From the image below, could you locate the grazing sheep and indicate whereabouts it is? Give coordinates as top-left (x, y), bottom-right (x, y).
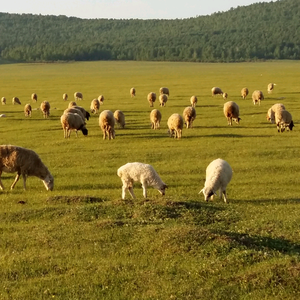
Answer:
top-left (63, 93), bottom-right (68, 101)
top-left (0, 114), bottom-right (6, 117)
top-left (0, 145), bottom-right (54, 191)
top-left (24, 104), bottom-right (32, 117)
top-left (64, 107), bottom-right (86, 123)
top-left (150, 109), bottom-right (162, 130)
top-left (68, 102), bottom-right (90, 120)
top-left (159, 87), bottom-right (169, 96)
top-left (223, 101), bottom-right (241, 126)
top-left (159, 94), bottom-right (168, 107)
top-left (74, 92), bottom-right (83, 101)
top-left (190, 96), bottom-right (197, 108)
top-left (130, 87), bottom-right (136, 97)
top-left (275, 110), bottom-right (294, 132)
top-left (268, 83), bottom-right (276, 94)
top-left (40, 101), bottom-right (50, 118)
top-left (98, 95), bottom-right (104, 104)
top-left (1, 97), bottom-right (6, 105)
top-left (199, 158), bottom-right (232, 203)
top-left (222, 92), bottom-right (228, 100)
top-left (252, 90), bottom-right (264, 105)
top-left (99, 110), bottom-right (115, 140)
top-left (68, 101), bottom-right (77, 108)
top-left (12, 97), bottom-right (21, 105)
top-left (61, 112), bottom-right (88, 138)
top-left (211, 87), bottom-right (223, 97)
top-left (117, 162), bottom-right (167, 199)
top-left (31, 93), bottom-right (38, 102)
top-left (241, 87), bottom-right (249, 99)
top-left (266, 103), bottom-right (285, 124)
top-left (167, 113), bottom-right (183, 139)
top-left (90, 98), bottom-right (100, 114)
top-left (114, 110), bottom-right (125, 129)
top-left (183, 106), bottom-right (196, 129)
top-left (147, 92), bottom-right (156, 107)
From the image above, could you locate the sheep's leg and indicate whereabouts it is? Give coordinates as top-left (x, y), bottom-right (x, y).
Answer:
top-left (128, 186), bottom-right (135, 199)
top-left (222, 190), bottom-right (228, 203)
top-left (141, 183), bottom-right (147, 198)
top-left (10, 172), bottom-right (21, 190)
top-left (0, 172), bottom-right (4, 190)
top-left (22, 174), bottom-right (27, 190)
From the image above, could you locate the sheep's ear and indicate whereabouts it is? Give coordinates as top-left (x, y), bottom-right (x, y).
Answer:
top-left (199, 189), bottom-right (204, 194)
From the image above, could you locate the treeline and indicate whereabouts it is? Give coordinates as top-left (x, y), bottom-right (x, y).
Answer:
top-left (0, 0), bottom-right (300, 63)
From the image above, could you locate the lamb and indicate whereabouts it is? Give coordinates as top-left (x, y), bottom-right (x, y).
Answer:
top-left (1, 97), bottom-right (6, 105)
top-left (150, 109), bottom-right (161, 130)
top-left (90, 98), bottom-right (100, 114)
top-left (274, 109), bottom-right (294, 132)
top-left (266, 103), bottom-right (285, 124)
top-left (167, 113), bottom-right (183, 139)
top-left (241, 87), bottom-right (249, 99)
top-left (130, 87), bottom-right (136, 97)
top-left (40, 101), bottom-right (50, 118)
top-left (159, 94), bottom-right (168, 107)
top-left (159, 87), bottom-right (169, 96)
top-left (183, 106), bottom-right (196, 129)
top-left (190, 95), bottom-right (197, 108)
top-left (64, 107), bottom-right (86, 123)
top-left (24, 104), bottom-right (32, 117)
top-left (147, 92), bottom-right (156, 107)
top-left (211, 87), bottom-right (223, 97)
top-left (252, 90), bottom-right (264, 105)
top-left (114, 110), bottom-right (125, 128)
top-left (223, 101), bottom-right (241, 126)
top-left (0, 145), bottom-right (54, 191)
top-left (74, 92), bottom-right (83, 101)
top-left (99, 110), bottom-right (115, 140)
top-left (268, 83), bottom-right (276, 94)
top-left (60, 112), bottom-right (88, 138)
top-left (199, 158), bottom-right (232, 203)
top-left (31, 93), bottom-right (38, 102)
top-left (117, 162), bottom-right (167, 199)
top-left (12, 97), bottom-right (21, 105)
top-left (98, 95), bottom-right (104, 104)
top-left (63, 93), bottom-right (68, 101)
top-left (222, 92), bottom-right (228, 100)
top-left (68, 102), bottom-right (90, 120)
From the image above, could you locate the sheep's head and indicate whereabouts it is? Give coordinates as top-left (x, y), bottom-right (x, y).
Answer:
top-left (43, 174), bottom-right (54, 191)
top-left (199, 187), bottom-right (216, 201)
top-left (289, 121), bottom-right (295, 131)
top-left (82, 128), bottom-right (88, 136)
top-left (158, 184), bottom-right (168, 196)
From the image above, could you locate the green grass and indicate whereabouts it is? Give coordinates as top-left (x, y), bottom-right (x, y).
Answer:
top-left (1, 60), bottom-right (300, 299)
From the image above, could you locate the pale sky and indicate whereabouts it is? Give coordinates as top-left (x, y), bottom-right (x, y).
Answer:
top-left (1, 0), bottom-right (275, 19)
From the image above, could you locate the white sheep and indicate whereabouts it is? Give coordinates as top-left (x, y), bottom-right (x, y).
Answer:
top-left (222, 92), bottom-right (228, 100)
top-left (40, 101), bottom-right (50, 118)
top-left (211, 87), bottom-right (223, 97)
top-left (63, 93), bottom-right (68, 101)
top-left (1, 97), bottom-right (6, 105)
top-left (241, 87), bottom-right (249, 99)
top-left (268, 83), bottom-right (276, 94)
top-left (99, 110), bottom-right (115, 140)
top-left (252, 90), bottom-right (264, 105)
top-left (150, 109), bottom-right (161, 130)
top-left (31, 93), bottom-right (38, 102)
top-left (275, 109), bottom-right (294, 132)
top-left (24, 104), bottom-right (32, 117)
top-left (130, 87), bottom-right (136, 97)
top-left (114, 110), bottom-right (125, 129)
top-left (68, 103), bottom-right (90, 120)
top-left (64, 107), bottom-right (86, 123)
top-left (266, 103), bottom-right (285, 124)
top-left (183, 106), bottom-right (196, 129)
top-left (147, 92), bottom-right (156, 107)
top-left (159, 87), bottom-right (169, 96)
top-left (12, 97), bottom-right (21, 105)
top-left (74, 92), bottom-right (83, 101)
top-left (190, 95), bottom-right (198, 108)
top-left (159, 94), bottom-right (168, 107)
top-left (90, 98), bottom-right (100, 114)
top-left (0, 145), bottom-right (54, 191)
top-left (223, 101), bottom-right (241, 126)
top-left (98, 95), bottom-right (104, 104)
top-left (199, 158), bottom-right (232, 203)
top-left (117, 162), bottom-right (167, 199)
top-left (167, 113), bottom-right (183, 139)
top-left (60, 112), bottom-right (88, 138)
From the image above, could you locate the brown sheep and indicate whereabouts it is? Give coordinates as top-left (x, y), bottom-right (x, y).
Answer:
top-left (223, 101), bottom-right (241, 126)
top-left (61, 112), bottom-right (88, 138)
top-left (241, 87), bottom-right (249, 99)
top-left (114, 110), bottom-right (125, 128)
top-left (160, 87), bottom-right (169, 96)
top-left (159, 94), bottom-right (168, 107)
top-left (74, 92), bottom-right (83, 101)
top-left (24, 104), bottom-right (32, 117)
top-left (252, 90), bottom-right (264, 105)
top-left (12, 97), bottom-right (21, 105)
top-left (167, 113), bottom-right (183, 139)
top-left (147, 92), bottom-right (156, 107)
top-left (183, 107), bottom-right (196, 129)
top-left (40, 101), bottom-right (50, 118)
top-left (150, 109), bottom-right (162, 130)
top-left (99, 110), bottom-right (115, 140)
top-left (31, 93), bottom-right (38, 102)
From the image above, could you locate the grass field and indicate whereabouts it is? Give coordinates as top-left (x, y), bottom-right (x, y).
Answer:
top-left (1, 60), bottom-right (300, 299)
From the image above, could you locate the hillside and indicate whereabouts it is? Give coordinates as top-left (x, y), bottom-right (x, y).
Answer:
top-left (0, 0), bottom-right (299, 63)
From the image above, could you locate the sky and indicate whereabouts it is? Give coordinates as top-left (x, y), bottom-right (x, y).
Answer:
top-left (1, 0), bottom-right (275, 20)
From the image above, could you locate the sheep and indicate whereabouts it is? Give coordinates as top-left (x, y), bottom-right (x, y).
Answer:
top-left (130, 87), bottom-right (136, 97)
top-left (268, 83), bottom-right (276, 94)
top-left (167, 113), bottom-right (183, 139)
top-left (159, 87), bottom-right (169, 96)
top-left (190, 95), bottom-right (198, 108)
top-left (241, 87), bottom-right (249, 99)
top-left (68, 101), bottom-right (77, 108)
top-left (114, 110), bottom-right (125, 128)
top-left (68, 102), bottom-right (90, 120)
top-left (211, 87), bottom-right (223, 97)
top-left (60, 112), bottom-right (88, 138)
top-left (275, 109), bottom-right (294, 132)
top-left (117, 162), bottom-right (167, 199)
top-left (12, 97), bottom-right (21, 105)
top-left (1, 97), bottom-right (6, 105)
top-left (63, 93), bottom-right (68, 101)
top-left (266, 103), bottom-right (285, 124)
top-left (150, 109), bottom-right (161, 130)
top-left (98, 95), bottom-right (104, 104)
top-left (31, 93), bottom-right (38, 102)
top-left (99, 110), bottom-right (115, 140)
top-left (199, 158), bottom-right (232, 203)
top-left (147, 92), bottom-right (156, 107)
top-left (183, 106), bottom-right (196, 129)
top-left (252, 90), bottom-right (264, 105)
top-left (222, 92), bottom-right (228, 100)
top-left (0, 145), bottom-right (54, 191)
top-left (90, 98), bottom-right (100, 114)
top-left (64, 107), bottom-right (86, 123)
top-left (40, 101), bottom-right (50, 118)
top-left (74, 92), bottom-right (83, 101)
top-left (24, 104), bottom-right (32, 117)
top-left (223, 101), bottom-right (241, 126)
top-left (159, 94), bottom-right (168, 107)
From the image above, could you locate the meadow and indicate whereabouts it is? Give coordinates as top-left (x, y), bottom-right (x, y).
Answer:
top-left (0, 60), bottom-right (300, 299)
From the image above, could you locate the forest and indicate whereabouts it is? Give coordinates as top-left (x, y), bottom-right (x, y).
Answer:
top-left (0, 0), bottom-right (299, 63)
